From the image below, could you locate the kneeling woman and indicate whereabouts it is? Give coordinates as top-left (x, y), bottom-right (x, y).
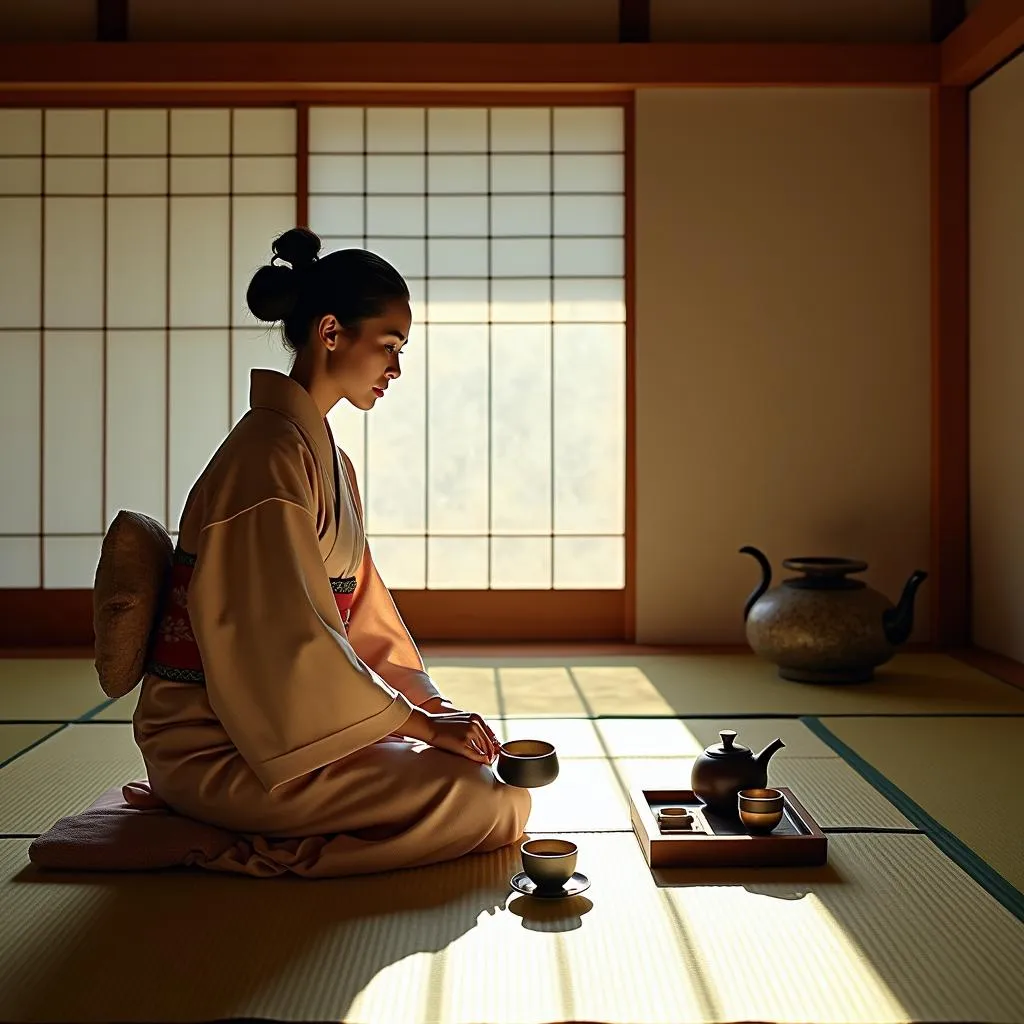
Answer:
top-left (134, 228), bottom-right (530, 874)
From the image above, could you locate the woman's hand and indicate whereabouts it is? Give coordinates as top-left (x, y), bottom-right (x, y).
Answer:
top-left (406, 708), bottom-right (499, 764)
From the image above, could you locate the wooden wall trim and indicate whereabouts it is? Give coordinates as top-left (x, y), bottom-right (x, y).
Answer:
top-left (951, 647), bottom-right (1024, 692)
top-left (931, 0), bottom-right (967, 43)
top-left (0, 590), bottom-right (628, 648)
top-left (930, 85), bottom-right (970, 648)
top-left (942, 0), bottom-right (1024, 85)
top-left (0, 43), bottom-right (939, 91)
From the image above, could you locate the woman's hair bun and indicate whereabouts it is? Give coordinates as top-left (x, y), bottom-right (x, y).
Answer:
top-left (245, 227), bottom-right (323, 322)
top-left (272, 226), bottom-right (322, 270)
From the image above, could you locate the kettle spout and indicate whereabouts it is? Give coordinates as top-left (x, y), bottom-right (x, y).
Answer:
top-left (882, 570), bottom-right (929, 646)
top-left (754, 737), bottom-right (785, 771)
top-left (739, 546), bottom-right (772, 622)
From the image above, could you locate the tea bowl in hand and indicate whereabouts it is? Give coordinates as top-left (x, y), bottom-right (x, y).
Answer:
top-left (495, 739), bottom-right (559, 788)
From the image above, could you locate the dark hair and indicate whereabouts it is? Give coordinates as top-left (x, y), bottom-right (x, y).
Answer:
top-left (245, 227), bottom-right (409, 351)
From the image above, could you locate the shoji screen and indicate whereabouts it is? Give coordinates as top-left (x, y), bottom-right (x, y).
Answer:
top-left (0, 107), bottom-right (296, 588)
top-left (310, 107), bottom-right (626, 591)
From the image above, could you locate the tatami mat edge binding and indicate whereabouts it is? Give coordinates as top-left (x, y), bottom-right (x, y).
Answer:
top-left (803, 716), bottom-right (1024, 924)
top-left (0, 724), bottom-right (67, 772)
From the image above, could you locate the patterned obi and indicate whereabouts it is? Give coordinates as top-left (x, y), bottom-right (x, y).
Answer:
top-left (147, 545), bottom-right (357, 685)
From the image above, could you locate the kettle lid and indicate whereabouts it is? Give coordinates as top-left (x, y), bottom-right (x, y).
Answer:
top-left (706, 729), bottom-right (751, 758)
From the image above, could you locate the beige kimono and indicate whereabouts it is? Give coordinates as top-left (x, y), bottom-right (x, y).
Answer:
top-left (133, 368), bottom-right (529, 874)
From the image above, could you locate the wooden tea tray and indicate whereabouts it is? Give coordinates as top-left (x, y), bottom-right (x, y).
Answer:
top-left (629, 786), bottom-right (828, 868)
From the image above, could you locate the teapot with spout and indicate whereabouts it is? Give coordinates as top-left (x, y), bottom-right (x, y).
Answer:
top-left (740, 546), bottom-right (928, 685)
top-left (691, 729), bottom-right (785, 813)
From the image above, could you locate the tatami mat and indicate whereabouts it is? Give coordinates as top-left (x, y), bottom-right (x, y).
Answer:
top-left (0, 721), bottom-right (909, 837)
top-left (4, 653), bottom-right (1023, 724)
top-left (0, 725), bottom-right (143, 835)
top-left (429, 653), bottom-right (1024, 717)
top-left (0, 725), bottom-right (62, 767)
top-left (820, 715), bottom-right (1024, 894)
top-left (2, 832), bottom-right (1023, 1023)
top-left (0, 660), bottom-right (105, 722)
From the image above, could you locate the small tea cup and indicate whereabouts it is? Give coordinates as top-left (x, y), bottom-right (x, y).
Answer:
top-left (738, 788), bottom-right (785, 832)
top-left (496, 739), bottom-right (559, 788)
top-left (521, 838), bottom-right (577, 892)
top-left (657, 806), bottom-right (694, 827)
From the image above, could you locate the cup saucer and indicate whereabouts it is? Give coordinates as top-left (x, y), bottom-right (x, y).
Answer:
top-left (510, 871), bottom-right (591, 899)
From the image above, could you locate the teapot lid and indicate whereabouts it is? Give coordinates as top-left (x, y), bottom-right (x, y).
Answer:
top-left (706, 730), bottom-right (752, 758)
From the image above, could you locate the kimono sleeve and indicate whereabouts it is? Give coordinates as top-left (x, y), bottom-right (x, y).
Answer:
top-left (188, 496), bottom-right (415, 792)
top-left (346, 543), bottom-right (442, 707)
top-left (339, 449), bottom-right (443, 707)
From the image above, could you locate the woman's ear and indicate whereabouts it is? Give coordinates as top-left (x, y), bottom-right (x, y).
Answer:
top-left (317, 314), bottom-right (341, 351)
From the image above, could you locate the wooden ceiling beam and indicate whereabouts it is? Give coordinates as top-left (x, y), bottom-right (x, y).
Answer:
top-left (942, 0), bottom-right (1024, 85)
top-left (0, 42), bottom-right (938, 93)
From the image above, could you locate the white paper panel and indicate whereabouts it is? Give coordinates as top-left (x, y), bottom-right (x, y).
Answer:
top-left (553, 323), bottom-right (624, 533)
top-left (233, 109), bottom-right (295, 155)
top-left (426, 279), bottom-right (488, 323)
top-left (43, 331), bottom-right (102, 532)
top-left (427, 108), bottom-right (486, 152)
top-left (427, 325), bottom-right (488, 533)
top-left (0, 332), bottom-right (40, 532)
top-left (554, 154), bottom-right (623, 193)
top-left (555, 194), bottom-right (623, 235)
top-left (364, 238), bottom-right (425, 278)
top-left (366, 196), bottom-right (424, 235)
top-left (367, 155), bottom-right (424, 193)
top-left (107, 198), bottom-right (167, 327)
top-left (309, 196), bottom-right (363, 237)
top-left (0, 110), bottom-right (41, 155)
top-left (0, 158), bottom-right (41, 194)
top-left (427, 196), bottom-right (487, 236)
top-left (554, 236), bottom-right (623, 276)
top-left (44, 198), bottom-right (103, 328)
top-left (366, 109), bottom-right (424, 153)
top-left (427, 536), bottom-right (488, 589)
top-left (170, 109), bottom-right (229, 155)
top-left (232, 196), bottom-right (296, 326)
top-left (230, 328), bottom-right (293, 425)
top-left (492, 238), bottom-right (550, 277)
top-left (44, 110), bottom-right (103, 155)
top-left (322, 237), bottom-right (366, 257)
top-left (308, 155), bottom-right (363, 194)
top-left (170, 197), bottom-right (229, 327)
top-left (0, 199), bottom-right (41, 327)
top-left (108, 157), bottom-right (167, 194)
top-left (107, 110), bottom-right (167, 155)
top-left (367, 536), bottom-right (424, 590)
top-left (365, 335), bottom-right (425, 534)
top-left (491, 324), bottom-right (551, 534)
top-left (44, 158), bottom-right (104, 194)
top-left (553, 108), bottom-right (623, 152)
top-left (491, 109), bottom-right (549, 152)
top-left (105, 331), bottom-right (166, 525)
top-left (428, 239), bottom-right (487, 277)
top-left (169, 330), bottom-right (229, 527)
top-left (171, 156), bottom-right (229, 194)
top-left (309, 108), bottom-right (364, 153)
top-left (553, 277), bottom-right (625, 321)
top-left (43, 535), bottom-right (103, 588)
top-left (492, 195), bottom-right (550, 236)
top-left (0, 538), bottom-right (39, 588)
top-left (554, 535), bottom-right (623, 589)
top-left (491, 537), bottom-right (552, 589)
top-left (426, 155), bottom-right (487, 193)
top-left (326, 401), bottom-right (366, 497)
top-left (491, 155), bottom-right (550, 193)
top-left (232, 156), bottom-right (295, 194)
top-left (490, 278), bottom-right (550, 322)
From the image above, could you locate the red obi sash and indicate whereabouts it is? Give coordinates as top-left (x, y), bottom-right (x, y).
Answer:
top-left (147, 546), bottom-right (357, 685)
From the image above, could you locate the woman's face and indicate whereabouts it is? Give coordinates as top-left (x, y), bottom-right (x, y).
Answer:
top-left (322, 298), bottom-right (412, 412)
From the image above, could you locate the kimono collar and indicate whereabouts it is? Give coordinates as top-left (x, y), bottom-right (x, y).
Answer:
top-left (248, 369), bottom-right (336, 474)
